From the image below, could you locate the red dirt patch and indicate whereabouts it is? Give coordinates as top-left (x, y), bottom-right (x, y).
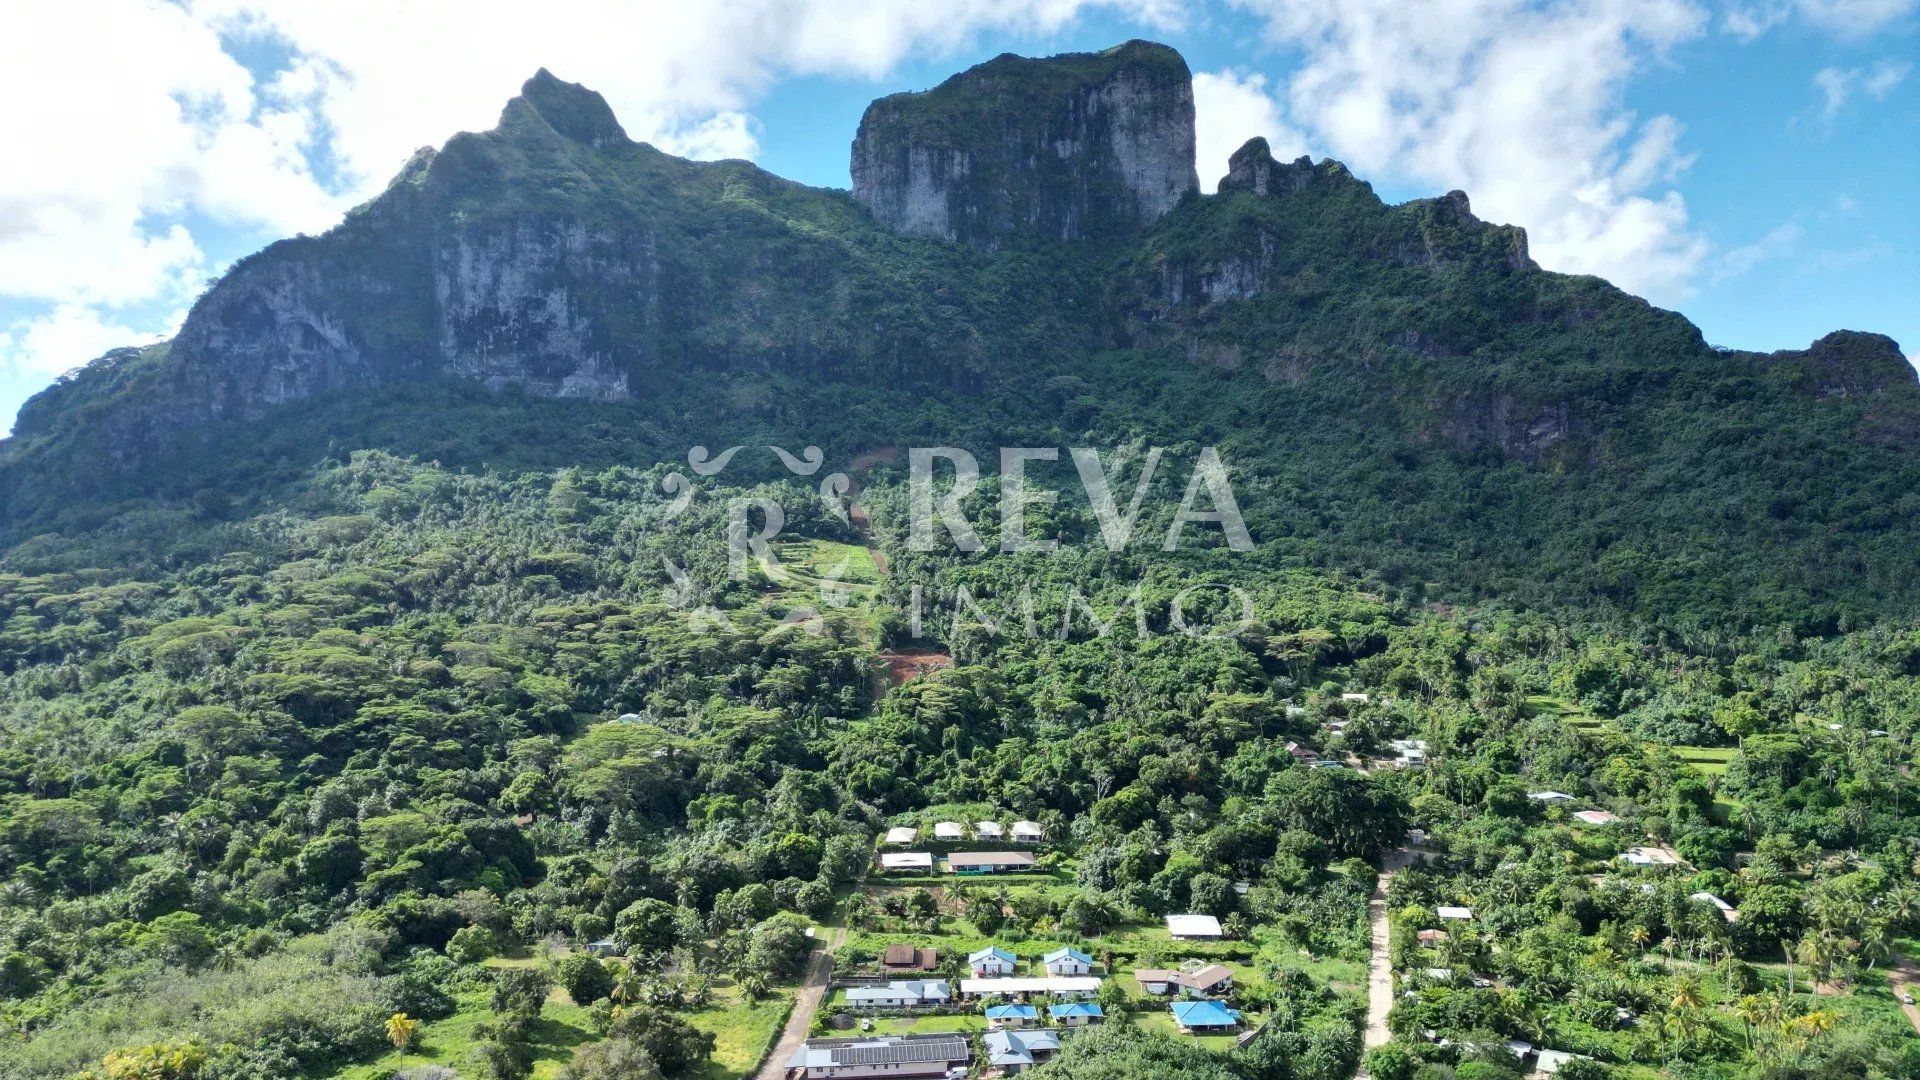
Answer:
top-left (878, 650), bottom-right (953, 685)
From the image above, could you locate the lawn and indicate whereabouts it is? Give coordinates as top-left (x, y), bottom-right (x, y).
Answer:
top-left (1135, 1010), bottom-right (1246, 1052)
top-left (329, 989), bottom-right (597, 1080)
top-left (686, 989), bottom-right (794, 1079)
top-left (331, 970), bottom-right (787, 1080)
top-left (875, 1013), bottom-right (988, 1035)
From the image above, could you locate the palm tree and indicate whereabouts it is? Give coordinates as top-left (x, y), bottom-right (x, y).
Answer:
top-left (1669, 974), bottom-right (1706, 1014)
top-left (1733, 993), bottom-right (1767, 1052)
top-left (1629, 925), bottom-right (1652, 953)
top-left (385, 1012), bottom-right (419, 1051)
top-left (609, 959), bottom-right (646, 1005)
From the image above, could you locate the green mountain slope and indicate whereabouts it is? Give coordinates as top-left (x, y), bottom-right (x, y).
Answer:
top-left (1, 41), bottom-right (1918, 1080)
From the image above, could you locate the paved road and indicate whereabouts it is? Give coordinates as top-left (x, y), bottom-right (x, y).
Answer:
top-left (1358, 848), bottom-right (1416, 1075)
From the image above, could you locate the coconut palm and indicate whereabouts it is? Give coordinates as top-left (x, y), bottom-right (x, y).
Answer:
top-left (385, 1012), bottom-right (419, 1051)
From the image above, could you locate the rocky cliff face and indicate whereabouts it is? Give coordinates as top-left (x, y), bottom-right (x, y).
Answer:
top-left (850, 40), bottom-right (1198, 246)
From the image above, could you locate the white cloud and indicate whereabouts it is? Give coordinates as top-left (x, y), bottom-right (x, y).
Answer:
top-left (1813, 60), bottom-right (1912, 123)
top-left (1713, 221), bottom-right (1804, 281)
top-left (0, 1), bottom-right (344, 311)
top-left (1192, 70), bottom-right (1310, 191)
top-left (0, 304), bottom-right (176, 380)
top-left (1725, 0), bottom-right (1919, 38)
top-left (195, 0), bottom-right (1185, 197)
top-left (1230, 0), bottom-right (1714, 301)
top-left (0, 0), bottom-right (1182, 404)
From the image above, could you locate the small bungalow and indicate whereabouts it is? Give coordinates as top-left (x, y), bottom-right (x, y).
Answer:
top-left (1690, 891), bottom-right (1739, 923)
top-left (1572, 810), bottom-right (1619, 826)
top-left (785, 1034), bottom-right (969, 1079)
top-left (1534, 1048), bottom-right (1592, 1075)
top-left (883, 826), bottom-right (919, 846)
top-left (983, 1029), bottom-right (1061, 1073)
top-left (1177, 963), bottom-right (1235, 997)
top-left (845, 980), bottom-right (952, 1009)
top-left (1620, 846), bottom-right (1680, 867)
top-left (1043, 947), bottom-right (1094, 976)
top-left (1011, 820), bottom-right (1046, 844)
top-left (1437, 905), bottom-right (1474, 921)
top-left (1528, 791), bottom-right (1575, 803)
top-left (1134, 968), bottom-right (1177, 995)
top-left (1166, 913), bottom-right (1223, 939)
top-left (974, 820), bottom-right (1005, 840)
top-left (1390, 739), bottom-right (1428, 767)
top-left (1416, 929), bottom-right (1450, 944)
top-left (968, 946), bottom-right (1018, 977)
top-left (933, 821), bottom-right (964, 841)
top-left (880, 852), bottom-right (933, 873)
top-left (1285, 741), bottom-right (1320, 761)
top-left (948, 850), bottom-right (1037, 874)
top-left (1050, 1002), bottom-right (1103, 1027)
top-left (1171, 999), bottom-right (1242, 1034)
top-left (1341, 692), bottom-right (1371, 703)
top-left (584, 938), bottom-right (622, 957)
top-left (985, 1004), bottom-right (1038, 1028)
top-left (883, 944), bottom-right (940, 972)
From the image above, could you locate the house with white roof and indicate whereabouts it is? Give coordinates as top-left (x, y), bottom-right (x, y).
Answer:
top-left (1528, 791), bottom-right (1574, 803)
top-left (1572, 810), bottom-right (1619, 826)
top-left (1390, 738), bottom-right (1428, 767)
top-left (1691, 891), bottom-right (1739, 923)
top-left (880, 852), bottom-right (933, 872)
top-left (1011, 820), bottom-right (1046, 844)
top-left (1620, 846), bottom-right (1680, 867)
top-left (933, 821), bottom-right (964, 841)
top-left (845, 980), bottom-right (952, 1009)
top-left (1437, 905), bottom-right (1474, 921)
top-left (1166, 913), bottom-right (1223, 939)
top-left (883, 826), bottom-right (919, 846)
top-left (958, 976), bottom-right (1099, 999)
top-left (1042, 946), bottom-right (1093, 976)
top-left (968, 946), bottom-right (1018, 976)
top-left (974, 820), bottom-right (1005, 840)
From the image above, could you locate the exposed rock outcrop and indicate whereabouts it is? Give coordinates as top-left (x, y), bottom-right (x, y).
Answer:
top-left (850, 40), bottom-right (1198, 246)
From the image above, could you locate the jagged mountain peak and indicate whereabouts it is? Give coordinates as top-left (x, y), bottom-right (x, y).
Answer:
top-left (501, 67), bottom-right (629, 148)
top-left (851, 39), bottom-right (1199, 246)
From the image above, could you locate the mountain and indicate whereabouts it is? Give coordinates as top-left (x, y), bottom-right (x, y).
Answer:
top-left (1, 39), bottom-right (1915, 628)
top-left (6, 41), bottom-right (1920, 1080)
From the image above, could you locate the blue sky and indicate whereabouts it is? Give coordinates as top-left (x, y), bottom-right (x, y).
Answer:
top-left (2, 0), bottom-right (1915, 436)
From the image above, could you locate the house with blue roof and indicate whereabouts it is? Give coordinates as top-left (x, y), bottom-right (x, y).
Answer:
top-left (985, 1003), bottom-right (1038, 1028)
top-left (984, 1028), bottom-right (1062, 1073)
top-left (1049, 1002), bottom-right (1104, 1027)
top-left (1042, 946), bottom-right (1093, 976)
top-left (968, 945), bottom-right (1018, 976)
top-left (1171, 999), bottom-right (1242, 1033)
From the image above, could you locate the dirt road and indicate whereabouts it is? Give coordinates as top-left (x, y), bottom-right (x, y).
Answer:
top-left (1890, 959), bottom-right (1920, 1037)
top-left (1358, 848), bottom-right (1415, 1075)
top-left (754, 915), bottom-right (853, 1080)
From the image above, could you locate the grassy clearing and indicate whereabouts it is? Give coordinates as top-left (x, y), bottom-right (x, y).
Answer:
top-left (687, 989), bottom-right (794, 1079)
top-left (330, 990), bottom-right (597, 1080)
